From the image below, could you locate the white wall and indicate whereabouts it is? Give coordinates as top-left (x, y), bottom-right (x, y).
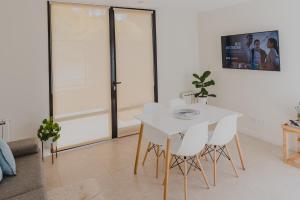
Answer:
top-left (0, 0), bottom-right (198, 141)
top-left (0, 0), bottom-right (49, 141)
top-left (198, 0), bottom-right (300, 145)
top-left (156, 6), bottom-right (199, 104)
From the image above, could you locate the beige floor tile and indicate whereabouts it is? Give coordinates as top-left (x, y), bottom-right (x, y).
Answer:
top-left (44, 134), bottom-right (300, 200)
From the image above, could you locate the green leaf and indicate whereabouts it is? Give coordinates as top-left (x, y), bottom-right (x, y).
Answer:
top-left (207, 94), bottom-right (216, 97)
top-left (201, 87), bottom-right (208, 93)
top-left (199, 71), bottom-right (211, 82)
top-left (53, 134), bottom-right (61, 142)
top-left (193, 70), bottom-right (216, 98)
top-left (37, 118), bottom-right (61, 142)
top-left (37, 132), bottom-right (42, 139)
top-left (194, 92), bottom-right (200, 97)
top-left (193, 73), bottom-right (201, 80)
top-left (195, 84), bottom-right (202, 88)
top-left (192, 81), bottom-right (200, 85)
top-left (203, 80), bottom-right (215, 87)
top-left (200, 88), bottom-right (208, 97)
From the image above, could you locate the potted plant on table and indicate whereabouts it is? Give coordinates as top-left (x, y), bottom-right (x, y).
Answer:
top-left (192, 71), bottom-right (216, 104)
top-left (37, 118), bottom-right (61, 161)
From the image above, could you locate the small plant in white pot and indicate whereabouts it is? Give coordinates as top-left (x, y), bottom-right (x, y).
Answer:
top-left (192, 71), bottom-right (216, 104)
top-left (37, 118), bottom-right (61, 148)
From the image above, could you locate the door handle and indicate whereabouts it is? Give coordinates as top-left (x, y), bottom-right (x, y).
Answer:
top-left (112, 81), bottom-right (122, 91)
top-left (113, 81), bottom-right (122, 85)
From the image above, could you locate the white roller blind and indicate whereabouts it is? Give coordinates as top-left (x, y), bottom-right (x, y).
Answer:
top-left (51, 3), bottom-right (111, 118)
top-left (114, 8), bottom-right (154, 110)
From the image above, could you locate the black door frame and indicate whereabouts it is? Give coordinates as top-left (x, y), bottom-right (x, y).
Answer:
top-left (109, 7), bottom-right (158, 138)
top-left (47, 1), bottom-right (53, 117)
top-left (47, 2), bottom-right (158, 139)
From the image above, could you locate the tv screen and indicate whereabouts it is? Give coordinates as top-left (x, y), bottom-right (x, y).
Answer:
top-left (221, 30), bottom-right (280, 71)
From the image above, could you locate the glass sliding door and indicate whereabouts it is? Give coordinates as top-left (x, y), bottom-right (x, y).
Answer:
top-left (49, 3), bottom-right (158, 147)
top-left (113, 8), bottom-right (156, 137)
top-left (50, 2), bottom-right (111, 149)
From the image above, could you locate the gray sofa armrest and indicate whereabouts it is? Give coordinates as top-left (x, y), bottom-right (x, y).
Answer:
top-left (8, 138), bottom-right (40, 158)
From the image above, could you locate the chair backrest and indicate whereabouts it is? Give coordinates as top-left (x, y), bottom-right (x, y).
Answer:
top-left (169, 98), bottom-right (187, 110)
top-left (142, 103), bottom-right (165, 145)
top-left (175, 121), bottom-right (209, 156)
top-left (208, 114), bottom-right (238, 146)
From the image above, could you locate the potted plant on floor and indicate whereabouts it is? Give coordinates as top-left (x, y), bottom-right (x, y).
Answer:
top-left (192, 71), bottom-right (216, 104)
top-left (37, 117), bottom-right (61, 161)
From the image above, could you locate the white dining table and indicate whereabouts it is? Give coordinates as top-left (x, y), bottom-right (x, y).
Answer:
top-left (134, 103), bottom-right (245, 200)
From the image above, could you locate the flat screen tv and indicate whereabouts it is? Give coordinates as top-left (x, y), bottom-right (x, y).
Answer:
top-left (221, 30), bottom-right (280, 71)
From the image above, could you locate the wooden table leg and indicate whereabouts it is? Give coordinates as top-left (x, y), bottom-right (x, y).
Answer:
top-left (134, 123), bottom-right (144, 175)
top-left (283, 129), bottom-right (288, 162)
top-left (164, 138), bottom-right (171, 200)
top-left (156, 145), bottom-right (160, 179)
top-left (235, 133), bottom-right (246, 170)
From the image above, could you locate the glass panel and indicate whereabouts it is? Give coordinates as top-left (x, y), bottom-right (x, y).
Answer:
top-left (114, 9), bottom-right (155, 137)
top-left (51, 3), bottom-right (111, 148)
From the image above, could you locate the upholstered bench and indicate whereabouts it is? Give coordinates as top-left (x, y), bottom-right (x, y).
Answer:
top-left (0, 138), bottom-right (46, 200)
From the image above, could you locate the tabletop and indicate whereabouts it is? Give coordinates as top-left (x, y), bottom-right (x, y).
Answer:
top-left (135, 103), bottom-right (241, 136)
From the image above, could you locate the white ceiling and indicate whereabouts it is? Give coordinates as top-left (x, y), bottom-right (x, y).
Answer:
top-left (56, 0), bottom-right (252, 11)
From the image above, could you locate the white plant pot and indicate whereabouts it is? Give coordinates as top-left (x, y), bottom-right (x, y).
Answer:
top-left (197, 97), bottom-right (208, 105)
top-left (43, 138), bottom-right (57, 149)
top-left (43, 140), bottom-right (51, 149)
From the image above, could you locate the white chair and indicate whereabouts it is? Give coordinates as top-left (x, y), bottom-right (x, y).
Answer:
top-left (203, 114), bottom-right (239, 186)
top-left (169, 98), bottom-right (187, 111)
top-left (165, 122), bottom-right (210, 200)
top-left (142, 103), bottom-right (166, 178)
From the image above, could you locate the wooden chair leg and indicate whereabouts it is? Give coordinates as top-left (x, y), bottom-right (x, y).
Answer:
top-left (142, 142), bottom-right (152, 166)
top-left (235, 134), bottom-right (246, 170)
top-left (134, 123), bottom-right (144, 175)
top-left (162, 155), bottom-right (173, 185)
top-left (225, 145), bottom-right (239, 177)
top-left (184, 158), bottom-right (188, 200)
top-left (213, 146), bottom-right (217, 186)
top-left (156, 145), bottom-right (160, 179)
top-left (196, 156), bottom-right (210, 189)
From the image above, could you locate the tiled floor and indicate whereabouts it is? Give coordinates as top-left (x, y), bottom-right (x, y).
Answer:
top-left (44, 134), bottom-right (300, 200)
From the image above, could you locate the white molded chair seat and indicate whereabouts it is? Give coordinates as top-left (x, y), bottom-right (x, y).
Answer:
top-left (168, 133), bottom-right (183, 155)
top-left (143, 124), bottom-right (165, 146)
top-left (207, 131), bottom-right (213, 143)
top-left (207, 114), bottom-right (238, 146)
top-left (203, 114), bottom-right (239, 186)
top-left (142, 103), bottom-right (167, 178)
top-left (164, 122), bottom-right (210, 200)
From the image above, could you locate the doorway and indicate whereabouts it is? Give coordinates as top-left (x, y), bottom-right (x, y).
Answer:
top-left (111, 8), bottom-right (158, 138)
top-left (48, 2), bottom-right (158, 149)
